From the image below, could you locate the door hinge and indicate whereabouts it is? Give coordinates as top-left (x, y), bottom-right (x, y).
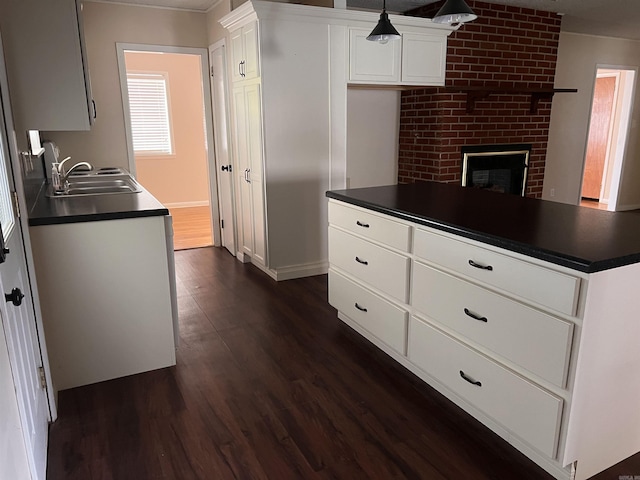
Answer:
top-left (221, 219), bottom-right (224, 229)
top-left (210, 66), bottom-right (214, 77)
top-left (37, 366), bottom-right (47, 390)
top-left (11, 191), bottom-right (20, 219)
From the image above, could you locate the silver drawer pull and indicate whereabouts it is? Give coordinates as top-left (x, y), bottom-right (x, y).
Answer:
top-left (355, 303), bottom-right (368, 312)
top-left (468, 260), bottom-right (493, 271)
top-left (355, 256), bottom-right (368, 265)
top-left (460, 370), bottom-right (482, 387)
top-left (356, 221), bottom-right (370, 228)
top-left (464, 308), bottom-right (488, 323)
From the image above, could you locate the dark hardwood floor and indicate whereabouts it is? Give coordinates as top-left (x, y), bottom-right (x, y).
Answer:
top-left (47, 247), bottom-right (639, 480)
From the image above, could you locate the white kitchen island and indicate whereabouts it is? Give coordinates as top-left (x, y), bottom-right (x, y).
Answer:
top-left (327, 181), bottom-right (640, 480)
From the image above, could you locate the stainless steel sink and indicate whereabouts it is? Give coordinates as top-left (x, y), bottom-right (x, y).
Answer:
top-left (46, 173), bottom-right (142, 198)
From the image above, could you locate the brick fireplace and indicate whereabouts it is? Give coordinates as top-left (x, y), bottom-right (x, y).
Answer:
top-left (398, 0), bottom-right (562, 198)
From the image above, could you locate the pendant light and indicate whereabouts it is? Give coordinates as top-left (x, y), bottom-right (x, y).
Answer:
top-left (432, 0), bottom-right (477, 25)
top-left (367, 0), bottom-right (401, 45)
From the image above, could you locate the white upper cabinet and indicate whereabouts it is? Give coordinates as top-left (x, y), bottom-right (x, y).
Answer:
top-left (230, 20), bottom-right (260, 82)
top-left (401, 33), bottom-right (447, 85)
top-left (0, 0), bottom-right (95, 131)
top-left (349, 29), bottom-right (401, 83)
top-left (349, 27), bottom-right (448, 86)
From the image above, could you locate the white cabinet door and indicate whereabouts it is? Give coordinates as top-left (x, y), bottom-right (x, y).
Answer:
top-left (232, 85), bottom-right (253, 257)
top-left (242, 21), bottom-right (260, 81)
top-left (349, 28), bottom-right (401, 83)
top-left (245, 83), bottom-right (266, 266)
top-left (230, 21), bottom-right (260, 83)
top-left (401, 33), bottom-right (447, 85)
top-left (230, 29), bottom-right (245, 83)
top-left (231, 82), bottom-right (266, 266)
top-left (0, 0), bottom-right (94, 131)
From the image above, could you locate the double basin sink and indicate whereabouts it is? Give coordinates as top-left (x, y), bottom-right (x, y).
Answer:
top-left (46, 167), bottom-right (142, 198)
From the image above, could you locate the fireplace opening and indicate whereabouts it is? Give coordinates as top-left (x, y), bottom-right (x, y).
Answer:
top-left (461, 144), bottom-right (532, 196)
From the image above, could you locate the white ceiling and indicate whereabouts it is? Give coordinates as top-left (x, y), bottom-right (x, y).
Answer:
top-left (89, 0), bottom-right (640, 41)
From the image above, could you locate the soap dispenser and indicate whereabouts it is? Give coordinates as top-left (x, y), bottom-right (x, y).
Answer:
top-left (51, 162), bottom-right (62, 192)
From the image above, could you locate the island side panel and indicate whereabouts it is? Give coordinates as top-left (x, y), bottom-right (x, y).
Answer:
top-left (563, 261), bottom-right (640, 480)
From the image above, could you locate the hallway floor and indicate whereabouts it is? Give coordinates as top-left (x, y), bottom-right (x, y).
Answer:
top-left (46, 247), bottom-right (639, 479)
top-left (169, 206), bottom-right (212, 251)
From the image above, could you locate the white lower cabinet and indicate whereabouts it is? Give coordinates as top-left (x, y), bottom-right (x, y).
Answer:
top-left (327, 199), bottom-right (582, 479)
top-left (30, 216), bottom-right (176, 392)
top-left (329, 270), bottom-right (407, 355)
top-left (328, 227), bottom-right (410, 303)
top-left (409, 316), bottom-right (563, 459)
top-left (412, 261), bottom-right (573, 387)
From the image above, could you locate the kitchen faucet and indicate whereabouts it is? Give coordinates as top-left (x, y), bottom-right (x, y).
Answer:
top-left (52, 156), bottom-right (93, 194)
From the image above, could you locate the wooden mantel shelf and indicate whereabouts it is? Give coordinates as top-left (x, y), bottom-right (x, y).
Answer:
top-left (454, 87), bottom-right (578, 114)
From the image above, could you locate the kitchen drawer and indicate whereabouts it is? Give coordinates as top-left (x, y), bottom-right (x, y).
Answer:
top-left (408, 317), bottom-right (563, 458)
top-left (413, 228), bottom-right (580, 316)
top-left (329, 270), bottom-right (408, 355)
top-left (329, 201), bottom-right (411, 252)
top-left (329, 226), bottom-right (410, 302)
top-left (412, 262), bottom-right (573, 387)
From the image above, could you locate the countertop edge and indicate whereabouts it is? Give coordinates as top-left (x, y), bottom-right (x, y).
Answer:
top-left (28, 207), bottom-right (170, 227)
top-left (326, 190), bottom-right (635, 274)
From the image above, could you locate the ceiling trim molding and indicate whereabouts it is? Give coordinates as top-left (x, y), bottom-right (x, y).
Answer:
top-left (85, 0), bottom-right (209, 13)
top-left (205, 0), bottom-right (225, 13)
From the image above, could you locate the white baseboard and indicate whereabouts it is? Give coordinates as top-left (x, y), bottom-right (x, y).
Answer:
top-left (164, 201), bottom-right (210, 209)
top-left (614, 203), bottom-right (640, 211)
top-left (273, 261), bottom-right (328, 281)
top-left (234, 253), bottom-right (328, 281)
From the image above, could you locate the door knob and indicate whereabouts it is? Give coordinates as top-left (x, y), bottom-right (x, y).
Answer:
top-left (5, 287), bottom-right (24, 307)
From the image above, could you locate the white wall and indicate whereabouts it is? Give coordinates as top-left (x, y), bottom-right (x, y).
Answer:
top-left (346, 89), bottom-right (400, 188)
top-left (543, 32), bottom-right (640, 208)
top-left (0, 320), bottom-right (30, 480)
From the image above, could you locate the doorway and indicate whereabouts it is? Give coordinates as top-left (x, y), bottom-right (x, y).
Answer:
top-left (116, 44), bottom-right (221, 250)
top-left (580, 67), bottom-right (636, 211)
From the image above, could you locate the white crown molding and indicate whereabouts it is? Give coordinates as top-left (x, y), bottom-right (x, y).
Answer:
top-left (205, 0), bottom-right (225, 14)
top-left (86, 0), bottom-right (208, 13)
top-left (220, 0), bottom-right (458, 35)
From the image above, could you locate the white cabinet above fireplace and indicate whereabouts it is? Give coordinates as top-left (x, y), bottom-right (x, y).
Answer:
top-left (349, 28), bottom-right (447, 86)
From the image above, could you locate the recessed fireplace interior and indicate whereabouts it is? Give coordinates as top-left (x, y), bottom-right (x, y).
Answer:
top-left (461, 144), bottom-right (532, 196)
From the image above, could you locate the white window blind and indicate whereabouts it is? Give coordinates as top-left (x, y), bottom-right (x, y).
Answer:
top-left (126, 73), bottom-right (173, 155)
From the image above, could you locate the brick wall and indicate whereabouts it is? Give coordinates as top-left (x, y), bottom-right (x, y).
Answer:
top-left (398, 0), bottom-right (562, 197)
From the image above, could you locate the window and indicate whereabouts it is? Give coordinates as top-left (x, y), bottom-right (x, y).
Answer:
top-left (126, 72), bottom-right (173, 155)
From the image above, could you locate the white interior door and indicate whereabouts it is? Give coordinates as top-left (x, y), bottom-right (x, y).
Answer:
top-left (210, 42), bottom-right (236, 256)
top-left (0, 41), bottom-right (49, 480)
top-left (0, 228), bottom-right (48, 480)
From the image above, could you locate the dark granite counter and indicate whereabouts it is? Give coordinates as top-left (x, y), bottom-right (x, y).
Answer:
top-left (28, 182), bottom-right (168, 227)
top-left (326, 182), bottom-right (640, 273)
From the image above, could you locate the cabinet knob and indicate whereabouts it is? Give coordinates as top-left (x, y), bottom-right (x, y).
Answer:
top-left (5, 287), bottom-right (24, 307)
top-left (356, 221), bottom-right (370, 228)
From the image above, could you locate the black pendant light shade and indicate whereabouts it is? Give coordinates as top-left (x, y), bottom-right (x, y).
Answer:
top-left (367, 0), bottom-right (401, 44)
top-left (432, 0), bottom-right (477, 25)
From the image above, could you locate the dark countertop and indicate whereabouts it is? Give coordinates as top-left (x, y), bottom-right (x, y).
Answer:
top-left (28, 182), bottom-right (169, 227)
top-left (326, 182), bottom-right (640, 273)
